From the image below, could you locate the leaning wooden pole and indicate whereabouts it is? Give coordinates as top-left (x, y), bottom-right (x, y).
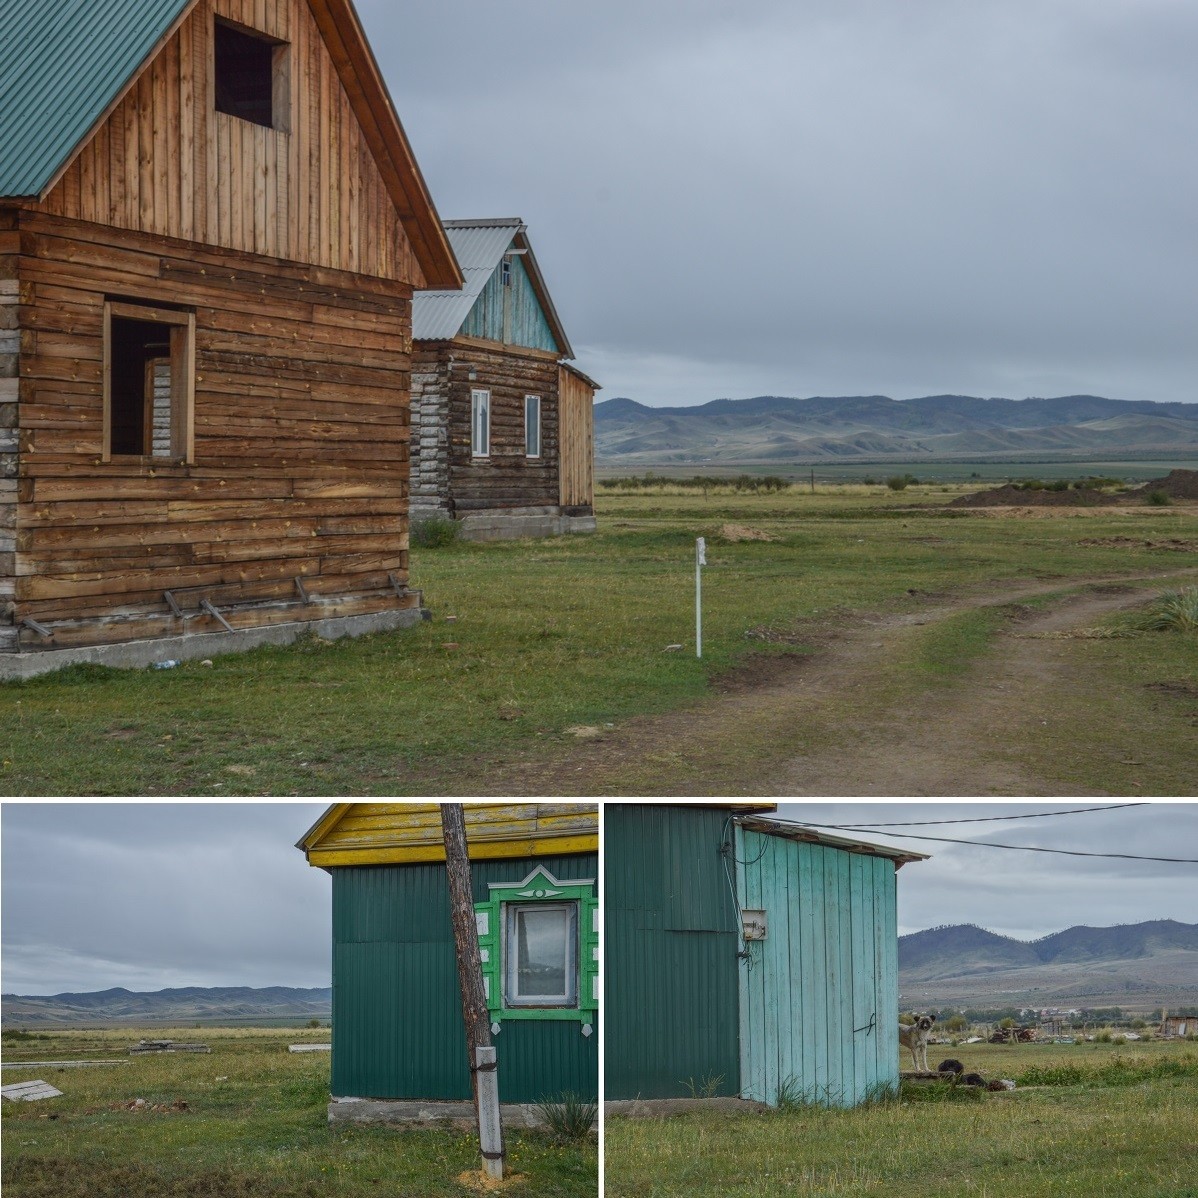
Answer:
top-left (441, 803), bottom-right (505, 1181)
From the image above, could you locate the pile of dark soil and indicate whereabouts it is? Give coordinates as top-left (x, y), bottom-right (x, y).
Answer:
top-left (950, 485), bottom-right (1109, 508)
top-left (1131, 469), bottom-right (1198, 500)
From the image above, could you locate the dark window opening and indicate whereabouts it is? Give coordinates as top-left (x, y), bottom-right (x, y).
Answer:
top-left (109, 317), bottom-right (174, 457)
top-left (214, 19), bottom-right (281, 128)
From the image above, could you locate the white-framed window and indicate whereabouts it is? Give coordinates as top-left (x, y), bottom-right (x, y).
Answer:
top-left (471, 388), bottom-right (490, 458)
top-left (504, 902), bottom-right (577, 1008)
top-left (103, 300), bottom-right (196, 463)
top-left (524, 394), bottom-right (541, 458)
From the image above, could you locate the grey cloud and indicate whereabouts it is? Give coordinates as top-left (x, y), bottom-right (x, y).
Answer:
top-left (356, 0), bottom-right (1198, 404)
top-left (2, 804), bottom-right (329, 995)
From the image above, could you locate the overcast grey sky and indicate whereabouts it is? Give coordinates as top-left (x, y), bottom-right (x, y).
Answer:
top-left (778, 801), bottom-right (1198, 939)
top-left (1, 803), bottom-right (329, 996)
top-left (2, 801), bottom-right (1195, 996)
top-left (358, 0), bottom-right (1197, 407)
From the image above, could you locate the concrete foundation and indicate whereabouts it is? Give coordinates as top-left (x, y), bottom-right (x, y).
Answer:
top-left (0, 606), bottom-right (425, 681)
top-left (605, 1097), bottom-right (771, 1118)
top-left (457, 508), bottom-right (596, 542)
top-left (328, 1097), bottom-right (550, 1129)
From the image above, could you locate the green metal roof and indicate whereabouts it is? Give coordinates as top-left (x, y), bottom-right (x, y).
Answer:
top-left (0, 0), bottom-right (195, 200)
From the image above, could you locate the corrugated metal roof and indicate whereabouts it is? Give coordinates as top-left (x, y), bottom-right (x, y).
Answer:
top-left (412, 220), bottom-right (523, 340)
top-left (737, 817), bottom-right (931, 867)
top-left (0, 0), bottom-right (195, 199)
top-left (413, 218), bottom-right (574, 356)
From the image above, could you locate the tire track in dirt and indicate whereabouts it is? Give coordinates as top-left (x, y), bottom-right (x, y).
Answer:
top-left (462, 569), bottom-right (1198, 797)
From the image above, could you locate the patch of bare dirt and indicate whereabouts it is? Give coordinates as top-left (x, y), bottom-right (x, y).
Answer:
top-left (950, 485), bottom-right (1110, 508)
top-left (1079, 536), bottom-right (1198, 552)
top-left (1132, 469), bottom-right (1198, 500)
top-left (719, 522), bottom-right (778, 542)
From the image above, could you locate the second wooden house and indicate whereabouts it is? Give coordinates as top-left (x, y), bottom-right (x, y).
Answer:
top-left (411, 219), bottom-right (597, 540)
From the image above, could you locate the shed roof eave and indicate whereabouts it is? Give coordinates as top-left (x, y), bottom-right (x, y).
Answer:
top-left (736, 816), bottom-right (931, 867)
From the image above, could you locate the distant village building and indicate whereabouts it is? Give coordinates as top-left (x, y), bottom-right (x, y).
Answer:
top-left (411, 219), bottom-right (597, 540)
top-left (297, 803), bottom-right (598, 1123)
top-left (0, 0), bottom-right (462, 676)
top-left (605, 804), bottom-right (927, 1107)
top-left (1160, 1013), bottom-right (1195, 1039)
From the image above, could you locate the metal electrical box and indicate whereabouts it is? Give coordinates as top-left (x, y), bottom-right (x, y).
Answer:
top-left (741, 908), bottom-right (768, 941)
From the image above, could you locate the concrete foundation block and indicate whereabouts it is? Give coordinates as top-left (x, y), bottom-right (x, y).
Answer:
top-left (328, 1097), bottom-right (549, 1130)
top-left (0, 607), bottom-right (425, 681)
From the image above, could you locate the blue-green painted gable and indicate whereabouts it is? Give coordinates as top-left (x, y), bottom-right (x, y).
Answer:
top-left (460, 254), bottom-right (560, 353)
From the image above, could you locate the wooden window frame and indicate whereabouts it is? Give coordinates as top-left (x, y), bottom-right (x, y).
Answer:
top-left (471, 387), bottom-right (491, 458)
top-left (102, 300), bottom-right (196, 464)
top-left (524, 394), bottom-right (541, 458)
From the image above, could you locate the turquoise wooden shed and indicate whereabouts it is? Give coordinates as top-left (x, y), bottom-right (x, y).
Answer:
top-left (605, 804), bottom-right (926, 1107)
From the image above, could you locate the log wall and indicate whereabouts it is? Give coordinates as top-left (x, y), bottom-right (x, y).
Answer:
top-left (41, 0), bottom-right (418, 284)
top-left (412, 341), bottom-right (560, 513)
top-left (1, 211), bottom-right (18, 651)
top-left (9, 209), bottom-right (416, 650)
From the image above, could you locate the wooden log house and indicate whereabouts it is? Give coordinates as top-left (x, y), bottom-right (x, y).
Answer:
top-left (0, 0), bottom-right (462, 675)
top-left (411, 219), bottom-right (598, 540)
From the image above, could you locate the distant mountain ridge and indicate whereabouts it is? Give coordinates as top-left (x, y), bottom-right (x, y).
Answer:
top-left (594, 394), bottom-right (1198, 465)
top-left (899, 920), bottom-right (1198, 1009)
top-left (1, 984), bottom-right (332, 1026)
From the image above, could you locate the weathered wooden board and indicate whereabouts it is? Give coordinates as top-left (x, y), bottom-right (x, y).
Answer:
top-left (40, 0), bottom-right (417, 283)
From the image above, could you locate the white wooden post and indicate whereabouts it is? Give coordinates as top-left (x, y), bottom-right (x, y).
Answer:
top-left (695, 536), bottom-right (706, 658)
top-left (475, 1046), bottom-right (503, 1181)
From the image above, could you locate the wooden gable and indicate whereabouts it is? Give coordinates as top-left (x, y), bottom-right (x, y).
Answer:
top-left (299, 803), bottom-right (599, 867)
top-left (37, 0), bottom-right (459, 288)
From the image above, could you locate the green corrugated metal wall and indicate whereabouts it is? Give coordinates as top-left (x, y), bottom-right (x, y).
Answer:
top-left (331, 852), bottom-right (597, 1102)
top-left (736, 827), bottom-right (900, 1107)
top-left (605, 805), bottom-right (741, 1099)
top-left (460, 253), bottom-right (559, 352)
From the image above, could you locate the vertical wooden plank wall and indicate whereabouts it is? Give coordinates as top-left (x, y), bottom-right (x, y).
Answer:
top-left (557, 367), bottom-right (594, 512)
top-left (736, 828), bottom-right (901, 1107)
top-left (41, 0), bottom-right (415, 284)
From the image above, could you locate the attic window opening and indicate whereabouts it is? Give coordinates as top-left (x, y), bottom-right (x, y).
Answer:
top-left (103, 302), bottom-right (195, 462)
top-left (501, 260), bottom-right (512, 287)
top-left (214, 19), bottom-right (289, 130)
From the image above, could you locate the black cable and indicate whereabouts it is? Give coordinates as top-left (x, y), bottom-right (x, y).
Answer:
top-left (784, 824), bottom-right (1198, 864)
top-left (814, 805), bottom-right (1140, 824)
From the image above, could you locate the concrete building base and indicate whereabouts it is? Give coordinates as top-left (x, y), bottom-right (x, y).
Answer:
top-left (0, 607), bottom-right (425, 681)
top-left (457, 508), bottom-right (597, 542)
top-left (605, 1097), bottom-right (772, 1118)
top-left (328, 1097), bottom-right (550, 1129)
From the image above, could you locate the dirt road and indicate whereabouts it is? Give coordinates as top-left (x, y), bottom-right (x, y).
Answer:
top-left (464, 570), bottom-right (1197, 797)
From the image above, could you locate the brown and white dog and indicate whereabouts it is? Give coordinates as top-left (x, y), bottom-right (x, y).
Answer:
top-left (899, 1013), bottom-right (936, 1070)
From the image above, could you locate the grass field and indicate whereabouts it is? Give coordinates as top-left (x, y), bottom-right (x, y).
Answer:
top-left (1, 1027), bottom-right (596, 1198)
top-left (605, 1041), bottom-right (1198, 1197)
top-left (1, 485), bottom-right (1195, 795)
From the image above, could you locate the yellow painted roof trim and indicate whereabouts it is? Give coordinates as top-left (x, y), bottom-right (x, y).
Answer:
top-left (298, 803), bottom-right (598, 867)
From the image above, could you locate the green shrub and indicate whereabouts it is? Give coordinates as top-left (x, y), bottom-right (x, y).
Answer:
top-left (410, 516), bottom-right (460, 548)
top-left (536, 1091), bottom-right (597, 1143)
top-left (1146, 489), bottom-right (1171, 506)
top-left (887, 474), bottom-right (918, 491)
top-left (1134, 587), bottom-right (1198, 633)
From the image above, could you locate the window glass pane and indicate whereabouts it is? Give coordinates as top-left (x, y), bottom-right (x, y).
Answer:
top-left (525, 396), bottom-right (540, 456)
top-left (472, 390), bottom-right (489, 456)
top-left (516, 907), bottom-right (568, 997)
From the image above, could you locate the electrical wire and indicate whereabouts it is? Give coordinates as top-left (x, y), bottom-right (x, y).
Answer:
top-left (780, 823), bottom-right (1198, 864)
top-left (814, 805), bottom-right (1140, 824)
